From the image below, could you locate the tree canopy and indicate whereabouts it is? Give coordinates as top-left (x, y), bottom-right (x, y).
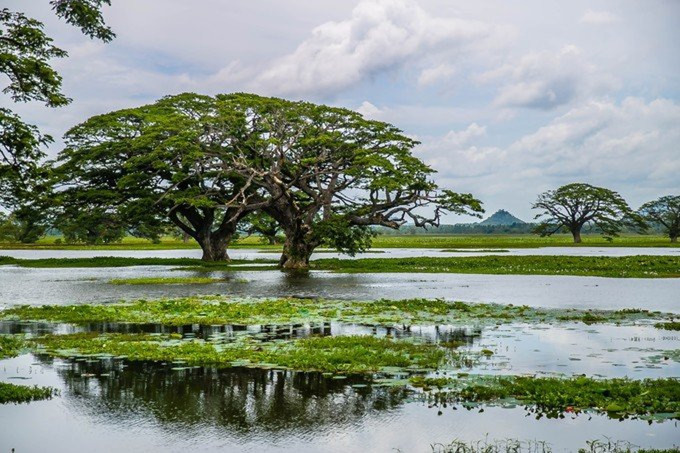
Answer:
top-left (639, 195), bottom-right (680, 243)
top-left (55, 92), bottom-right (483, 264)
top-left (55, 93), bottom-right (270, 258)
top-left (211, 93), bottom-right (483, 267)
top-left (532, 183), bottom-right (641, 243)
top-left (0, 1), bottom-right (114, 211)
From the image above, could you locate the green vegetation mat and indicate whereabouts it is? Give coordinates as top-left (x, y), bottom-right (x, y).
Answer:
top-left (412, 375), bottom-right (680, 421)
top-left (2, 254), bottom-right (678, 278)
top-left (431, 438), bottom-right (679, 453)
top-left (32, 333), bottom-right (448, 374)
top-left (0, 335), bottom-right (24, 359)
top-left (0, 382), bottom-right (57, 404)
top-left (2, 297), bottom-right (674, 327)
top-left (109, 277), bottom-right (227, 285)
top-left (313, 255), bottom-right (680, 278)
top-left (0, 256), bottom-right (277, 268)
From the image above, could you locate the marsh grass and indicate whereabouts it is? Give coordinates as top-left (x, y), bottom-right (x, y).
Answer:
top-left (313, 255), bottom-right (680, 278)
top-left (0, 382), bottom-right (57, 404)
top-left (109, 277), bottom-right (226, 285)
top-left (0, 256), bottom-right (276, 268)
top-left (0, 335), bottom-right (24, 359)
top-left (2, 297), bottom-right (672, 328)
top-left (654, 322), bottom-right (680, 331)
top-left (413, 375), bottom-right (680, 420)
top-left (431, 438), bottom-right (679, 453)
top-left (33, 333), bottom-right (447, 374)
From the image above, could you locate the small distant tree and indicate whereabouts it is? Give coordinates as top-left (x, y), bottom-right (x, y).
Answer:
top-left (532, 183), bottom-right (641, 243)
top-left (639, 195), bottom-right (680, 243)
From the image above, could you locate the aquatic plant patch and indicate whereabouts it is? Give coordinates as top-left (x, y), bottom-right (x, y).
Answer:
top-left (0, 335), bottom-right (24, 359)
top-left (32, 333), bottom-right (449, 374)
top-left (109, 277), bottom-right (227, 285)
top-left (431, 438), bottom-right (680, 453)
top-left (313, 256), bottom-right (680, 278)
top-left (654, 322), bottom-right (680, 331)
top-left (0, 382), bottom-right (57, 404)
top-left (411, 375), bottom-right (680, 420)
top-left (0, 256), bottom-right (277, 268)
top-left (2, 297), bottom-right (673, 328)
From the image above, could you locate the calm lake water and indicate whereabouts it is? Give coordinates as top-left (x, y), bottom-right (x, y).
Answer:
top-left (1, 265), bottom-right (679, 312)
top-left (1, 246), bottom-right (679, 260)
top-left (1, 249), bottom-right (679, 451)
top-left (1, 320), bottom-right (678, 452)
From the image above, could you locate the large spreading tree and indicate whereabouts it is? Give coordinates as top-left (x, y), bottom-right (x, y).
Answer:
top-left (212, 93), bottom-right (484, 268)
top-left (639, 195), bottom-right (680, 243)
top-left (532, 183), bottom-right (642, 243)
top-left (55, 93), bottom-right (270, 260)
top-left (56, 92), bottom-right (483, 264)
top-left (1, 2), bottom-right (114, 213)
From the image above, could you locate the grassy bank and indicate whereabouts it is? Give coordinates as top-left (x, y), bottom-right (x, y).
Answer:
top-left (3, 297), bottom-right (674, 327)
top-left (0, 256), bottom-right (276, 269)
top-left (313, 255), bottom-right (680, 278)
top-left (0, 234), bottom-right (676, 251)
top-left (2, 254), bottom-right (678, 278)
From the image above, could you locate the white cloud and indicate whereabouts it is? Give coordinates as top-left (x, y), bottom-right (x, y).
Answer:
top-left (356, 101), bottom-right (383, 119)
top-left (580, 9), bottom-right (621, 24)
top-left (480, 45), bottom-right (619, 110)
top-left (252, 0), bottom-right (506, 96)
top-left (417, 97), bottom-right (680, 217)
top-left (417, 64), bottom-right (457, 87)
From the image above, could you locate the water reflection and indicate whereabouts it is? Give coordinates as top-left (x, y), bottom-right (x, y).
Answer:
top-left (1, 353), bottom-right (678, 452)
top-left (46, 356), bottom-right (408, 434)
top-left (3, 320), bottom-right (678, 379)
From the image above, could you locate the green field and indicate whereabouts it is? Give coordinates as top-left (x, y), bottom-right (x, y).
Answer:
top-left (0, 233), bottom-right (677, 250)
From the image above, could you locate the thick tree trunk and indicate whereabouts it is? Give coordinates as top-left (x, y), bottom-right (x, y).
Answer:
top-left (571, 228), bottom-right (582, 244)
top-left (196, 232), bottom-right (232, 262)
top-left (279, 237), bottom-right (314, 269)
top-left (671, 235), bottom-right (678, 243)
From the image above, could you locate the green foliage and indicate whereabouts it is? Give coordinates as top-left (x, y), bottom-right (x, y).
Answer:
top-left (33, 332), bottom-right (446, 374)
top-left (109, 277), bottom-right (225, 285)
top-left (2, 296), bottom-right (671, 328)
top-left (0, 255), bottom-right (275, 268)
top-left (654, 322), bottom-right (680, 331)
top-left (0, 382), bottom-right (57, 404)
top-left (639, 195), bottom-right (680, 242)
top-left (0, 335), bottom-right (24, 359)
top-left (313, 255), bottom-right (680, 278)
top-left (533, 183), bottom-right (643, 242)
top-left (0, 3), bottom-right (113, 210)
top-left (426, 375), bottom-right (680, 420)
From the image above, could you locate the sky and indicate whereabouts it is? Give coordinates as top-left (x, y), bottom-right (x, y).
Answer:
top-left (4, 0), bottom-right (680, 222)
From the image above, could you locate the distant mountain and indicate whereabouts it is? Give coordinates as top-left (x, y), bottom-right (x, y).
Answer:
top-left (478, 209), bottom-right (525, 226)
